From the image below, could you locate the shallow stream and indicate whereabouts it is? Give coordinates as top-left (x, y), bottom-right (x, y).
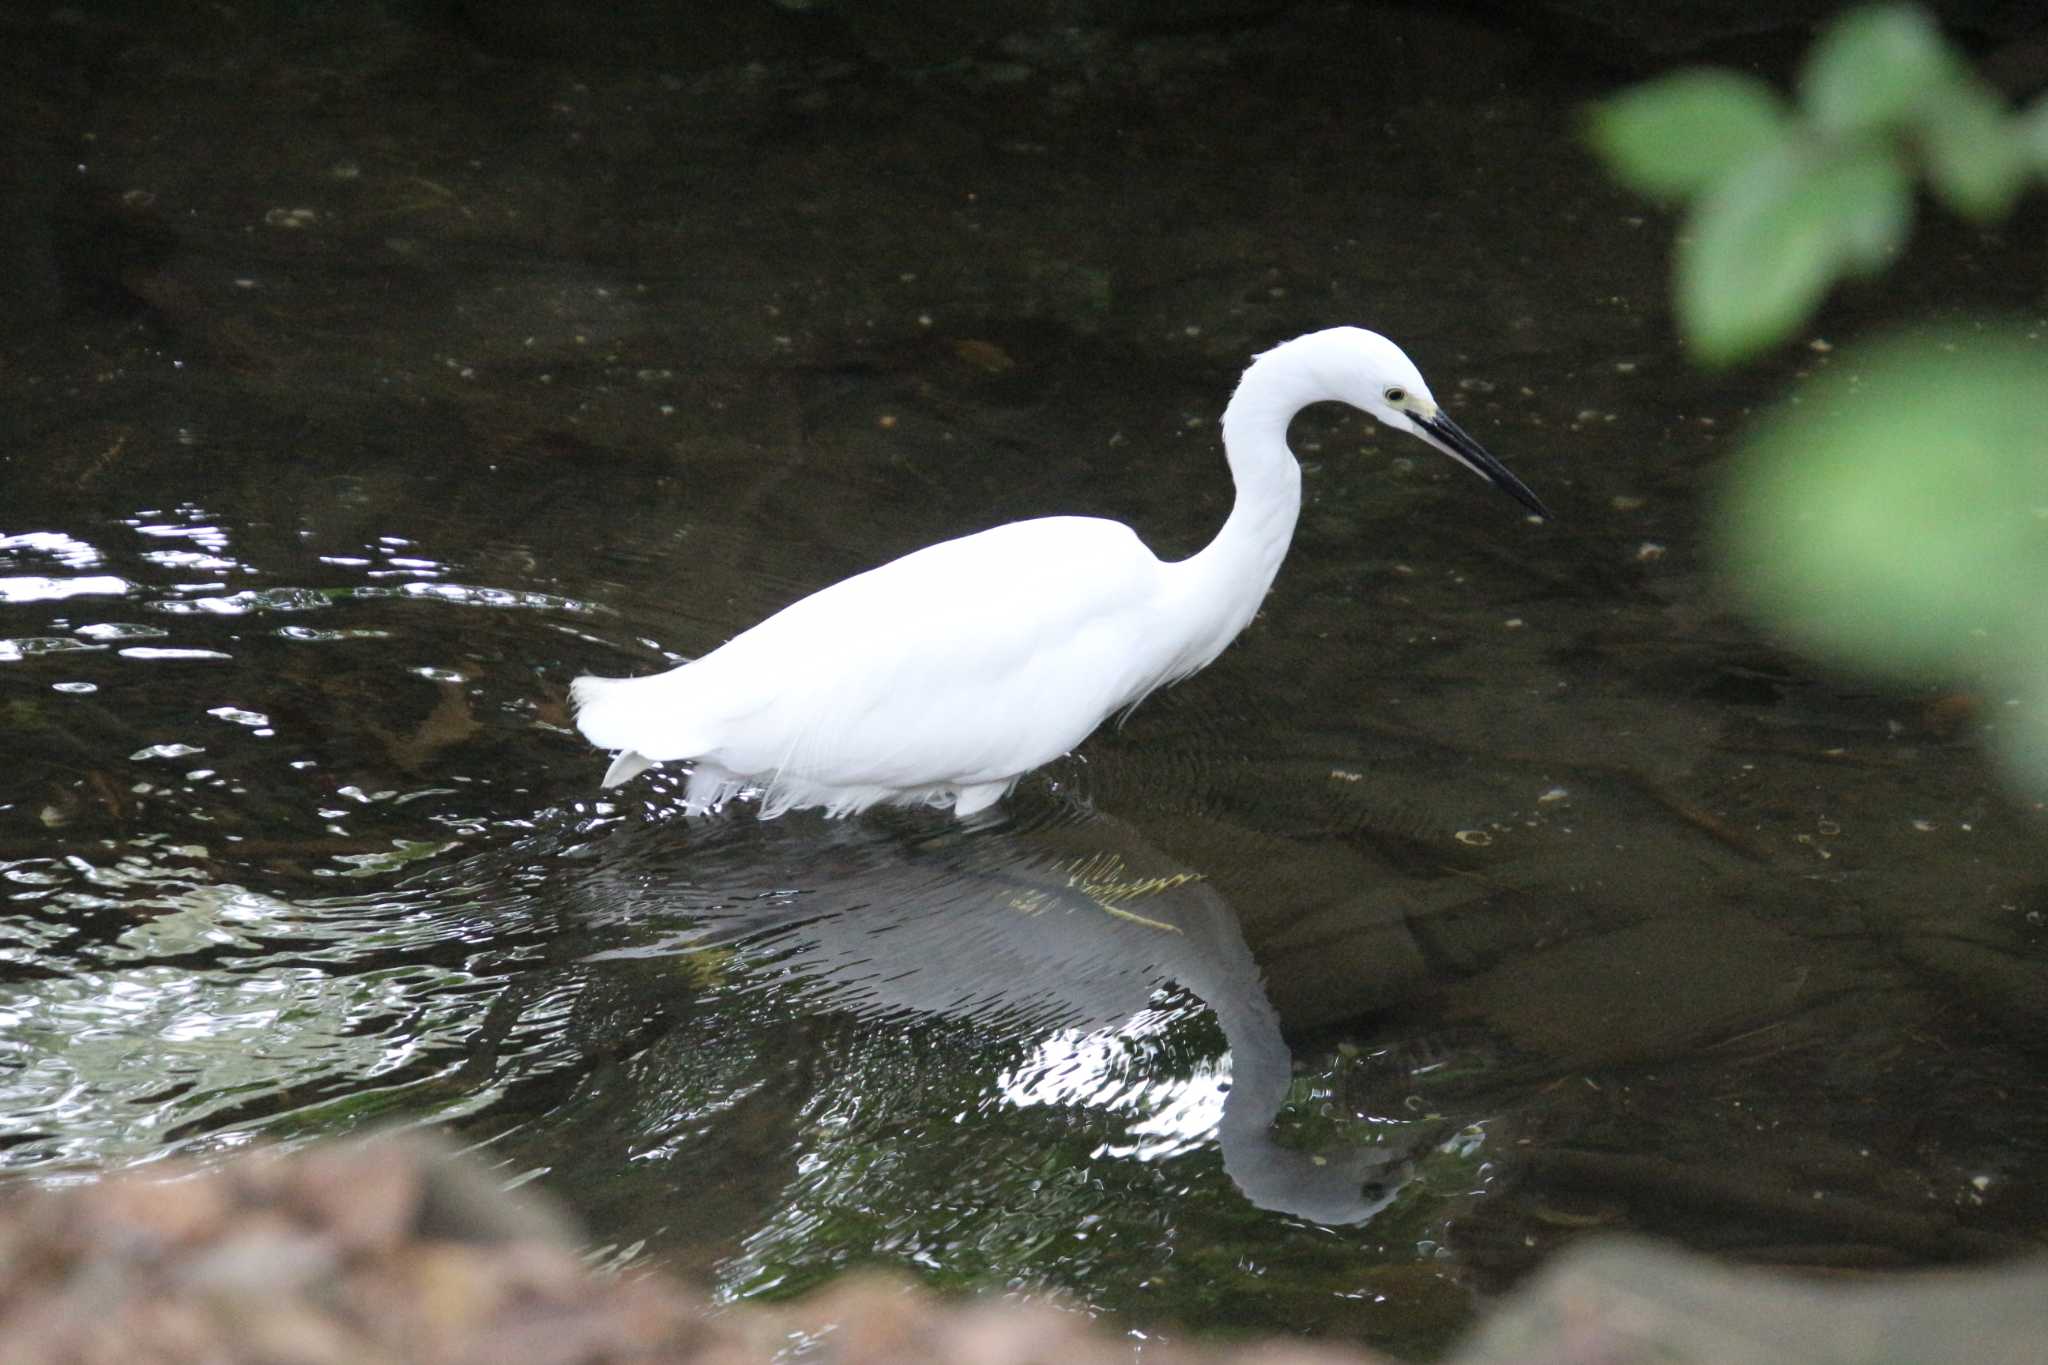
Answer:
top-left (3, 5), bottom-right (2044, 1357)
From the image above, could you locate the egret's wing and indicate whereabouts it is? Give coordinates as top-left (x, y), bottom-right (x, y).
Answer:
top-left (695, 516), bottom-right (1173, 788)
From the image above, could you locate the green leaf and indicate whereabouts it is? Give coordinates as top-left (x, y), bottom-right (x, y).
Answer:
top-left (1799, 4), bottom-right (1961, 134)
top-left (1919, 80), bottom-right (2028, 220)
top-left (1828, 140), bottom-right (1915, 273)
top-left (1715, 328), bottom-right (2048, 681)
top-left (1677, 139), bottom-right (1911, 364)
top-left (2019, 92), bottom-right (2048, 172)
top-left (1587, 69), bottom-right (1791, 201)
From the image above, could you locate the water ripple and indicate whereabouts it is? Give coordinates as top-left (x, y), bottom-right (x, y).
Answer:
top-left (0, 575), bottom-right (134, 604)
top-left (0, 531), bottom-right (105, 569)
top-left (148, 587), bottom-right (339, 616)
top-left (0, 637), bottom-right (107, 661)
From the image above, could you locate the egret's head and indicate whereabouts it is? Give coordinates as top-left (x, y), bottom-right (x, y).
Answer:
top-left (1288, 326), bottom-right (1550, 520)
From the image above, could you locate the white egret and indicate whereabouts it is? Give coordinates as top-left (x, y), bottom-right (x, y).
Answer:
top-left (573, 326), bottom-right (1547, 818)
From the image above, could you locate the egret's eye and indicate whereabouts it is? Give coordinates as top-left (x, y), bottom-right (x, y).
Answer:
top-left (1383, 386), bottom-right (1408, 406)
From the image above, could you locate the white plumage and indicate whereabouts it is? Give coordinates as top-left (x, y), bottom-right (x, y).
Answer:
top-left (573, 326), bottom-right (1547, 818)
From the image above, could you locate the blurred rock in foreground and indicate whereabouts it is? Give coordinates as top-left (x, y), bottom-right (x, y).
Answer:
top-left (3, 1133), bottom-right (2045, 1365)
top-left (0, 1133), bottom-right (1387, 1365)
top-left (1464, 1236), bottom-right (2048, 1365)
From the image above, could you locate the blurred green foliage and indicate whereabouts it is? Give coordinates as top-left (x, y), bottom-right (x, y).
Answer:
top-left (1589, 4), bottom-right (2048, 795)
top-left (1714, 330), bottom-right (2048, 675)
top-left (1591, 5), bottom-right (2045, 363)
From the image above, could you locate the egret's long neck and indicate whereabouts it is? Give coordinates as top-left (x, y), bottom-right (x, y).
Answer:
top-left (1168, 347), bottom-right (1323, 670)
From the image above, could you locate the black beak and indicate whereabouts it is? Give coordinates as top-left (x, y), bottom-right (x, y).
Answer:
top-left (1419, 412), bottom-right (1550, 520)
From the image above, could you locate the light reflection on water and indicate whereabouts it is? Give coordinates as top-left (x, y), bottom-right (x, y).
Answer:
top-left (3, 506), bottom-right (588, 1167)
top-left (1, 513), bottom-right (605, 668)
top-left (0, 575), bottom-right (134, 604)
top-left (0, 532), bottom-right (106, 568)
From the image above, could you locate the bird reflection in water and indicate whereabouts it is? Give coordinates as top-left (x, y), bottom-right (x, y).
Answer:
top-left (578, 801), bottom-right (1422, 1227)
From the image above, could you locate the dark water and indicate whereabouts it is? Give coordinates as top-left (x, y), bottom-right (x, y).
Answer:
top-left (4, 5), bottom-right (2046, 1358)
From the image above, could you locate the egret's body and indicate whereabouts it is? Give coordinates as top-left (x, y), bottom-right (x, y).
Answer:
top-left (573, 326), bottom-right (1546, 818)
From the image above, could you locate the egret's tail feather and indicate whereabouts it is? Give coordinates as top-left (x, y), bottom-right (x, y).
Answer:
top-left (572, 671), bottom-right (706, 789)
top-left (601, 749), bottom-right (657, 788)
top-left (569, 674), bottom-right (638, 751)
